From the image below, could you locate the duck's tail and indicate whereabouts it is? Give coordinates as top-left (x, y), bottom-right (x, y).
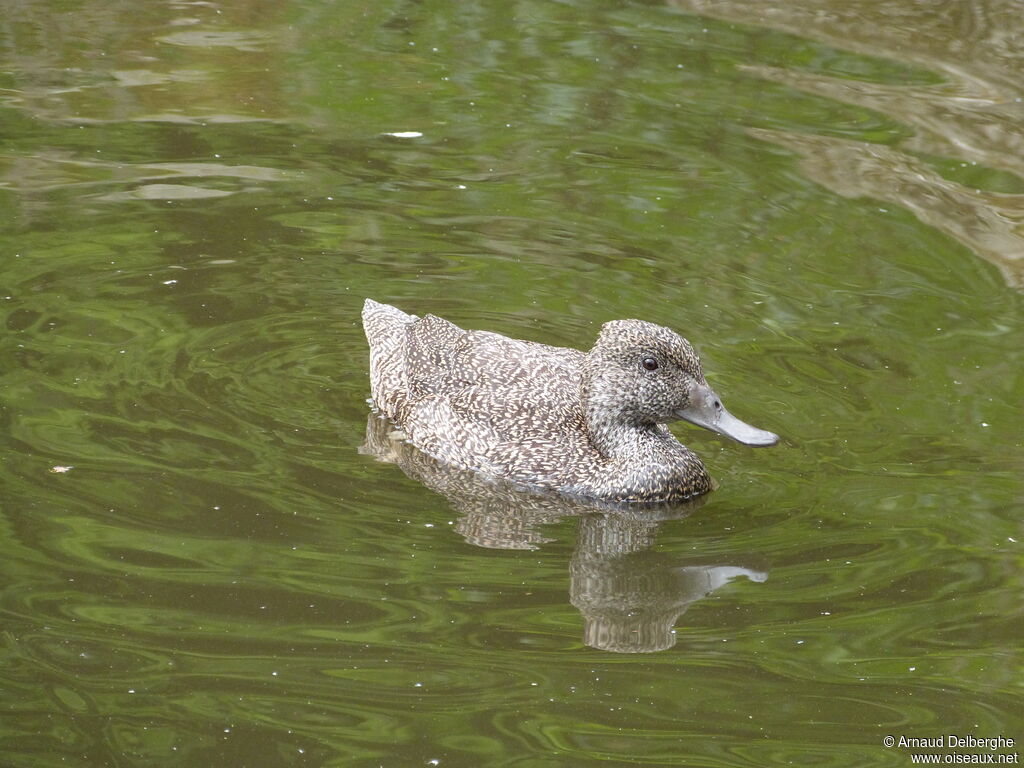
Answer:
top-left (362, 299), bottom-right (417, 422)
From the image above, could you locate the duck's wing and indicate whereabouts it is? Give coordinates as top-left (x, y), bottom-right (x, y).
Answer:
top-left (401, 314), bottom-right (594, 484)
top-left (405, 315), bottom-right (584, 394)
top-left (405, 367), bottom-right (592, 483)
top-left (405, 388), bottom-right (591, 489)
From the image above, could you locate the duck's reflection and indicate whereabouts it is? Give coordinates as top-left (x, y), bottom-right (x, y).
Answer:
top-left (571, 514), bottom-right (767, 652)
top-left (361, 414), bottom-right (768, 653)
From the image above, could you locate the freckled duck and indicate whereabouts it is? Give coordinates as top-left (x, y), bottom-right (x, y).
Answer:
top-left (361, 299), bottom-right (778, 503)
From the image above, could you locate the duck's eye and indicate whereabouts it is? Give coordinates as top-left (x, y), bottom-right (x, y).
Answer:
top-left (642, 357), bottom-right (659, 371)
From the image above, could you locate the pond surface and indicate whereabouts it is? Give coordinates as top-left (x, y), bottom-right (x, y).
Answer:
top-left (1, 1), bottom-right (1022, 766)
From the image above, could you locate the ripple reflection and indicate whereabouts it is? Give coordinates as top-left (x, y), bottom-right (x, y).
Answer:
top-left (673, 0), bottom-right (1024, 289)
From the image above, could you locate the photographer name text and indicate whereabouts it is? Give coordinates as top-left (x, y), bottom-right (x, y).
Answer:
top-left (891, 736), bottom-right (1015, 751)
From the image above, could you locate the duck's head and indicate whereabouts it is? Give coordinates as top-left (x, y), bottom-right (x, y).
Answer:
top-left (583, 319), bottom-right (778, 446)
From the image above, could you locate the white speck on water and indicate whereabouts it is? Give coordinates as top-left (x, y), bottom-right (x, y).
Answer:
top-left (162, 279), bottom-right (177, 285)
top-left (50, 466), bottom-right (74, 474)
top-left (384, 131), bottom-right (423, 138)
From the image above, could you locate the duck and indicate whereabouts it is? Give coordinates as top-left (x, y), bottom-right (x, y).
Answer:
top-left (361, 299), bottom-right (778, 503)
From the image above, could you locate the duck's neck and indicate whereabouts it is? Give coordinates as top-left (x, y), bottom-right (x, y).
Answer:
top-left (583, 405), bottom-right (712, 501)
top-left (581, 375), bottom-right (711, 500)
top-left (584, 400), bottom-right (658, 461)
top-left (580, 369), bottom-right (642, 460)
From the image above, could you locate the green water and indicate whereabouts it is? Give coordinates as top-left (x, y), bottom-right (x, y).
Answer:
top-left (1, 1), bottom-right (1021, 766)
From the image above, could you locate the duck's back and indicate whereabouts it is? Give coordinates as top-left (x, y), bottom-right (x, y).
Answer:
top-left (362, 299), bottom-right (591, 484)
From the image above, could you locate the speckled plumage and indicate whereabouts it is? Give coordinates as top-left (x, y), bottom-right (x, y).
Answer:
top-left (362, 299), bottom-right (766, 503)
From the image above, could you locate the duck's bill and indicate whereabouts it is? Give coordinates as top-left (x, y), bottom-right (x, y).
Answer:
top-left (675, 384), bottom-right (779, 447)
